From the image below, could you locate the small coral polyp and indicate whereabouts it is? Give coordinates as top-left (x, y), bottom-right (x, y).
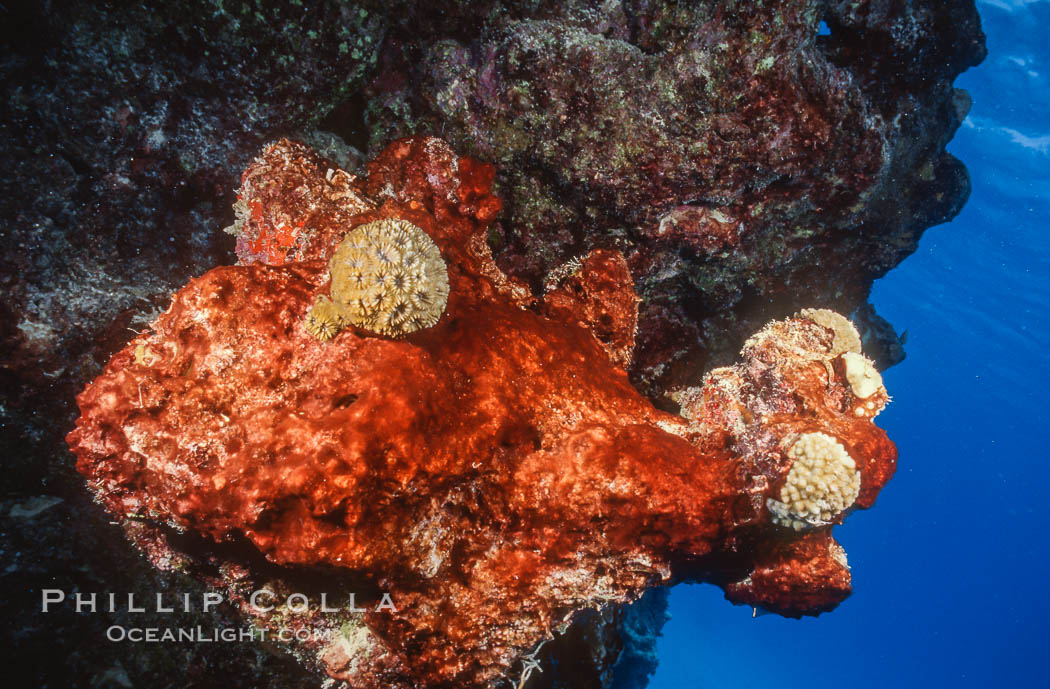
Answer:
top-left (305, 218), bottom-right (450, 339)
top-left (768, 432), bottom-right (862, 531)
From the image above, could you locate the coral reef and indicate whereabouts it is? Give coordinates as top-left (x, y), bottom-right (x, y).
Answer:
top-left (69, 137), bottom-right (897, 688)
top-left (0, 2), bottom-right (982, 687)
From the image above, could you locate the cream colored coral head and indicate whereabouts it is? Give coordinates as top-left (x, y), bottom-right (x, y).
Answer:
top-left (305, 218), bottom-right (450, 340)
top-left (797, 308), bottom-right (862, 358)
top-left (767, 432), bottom-right (861, 530)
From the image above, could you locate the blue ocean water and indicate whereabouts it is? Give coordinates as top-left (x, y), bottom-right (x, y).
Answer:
top-left (649, 3), bottom-right (1050, 688)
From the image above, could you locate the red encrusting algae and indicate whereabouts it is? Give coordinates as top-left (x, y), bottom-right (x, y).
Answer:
top-left (69, 137), bottom-right (896, 688)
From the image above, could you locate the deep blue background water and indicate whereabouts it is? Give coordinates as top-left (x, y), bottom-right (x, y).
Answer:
top-left (650, 2), bottom-right (1050, 687)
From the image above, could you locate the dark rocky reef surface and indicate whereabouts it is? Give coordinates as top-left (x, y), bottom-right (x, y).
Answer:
top-left (0, 1), bottom-right (983, 687)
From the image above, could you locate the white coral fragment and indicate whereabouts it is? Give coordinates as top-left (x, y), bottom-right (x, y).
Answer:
top-left (841, 351), bottom-right (883, 399)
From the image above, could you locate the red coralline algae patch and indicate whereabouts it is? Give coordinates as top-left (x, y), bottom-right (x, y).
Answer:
top-left (69, 138), bottom-right (896, 688)
top-left (361, 137), bottom-right (503, 227)
top-left (228, 141), bottom-right (376, 266)
top-left (725, 533), bottom-right (853, 616)
top-left (540, 250), bottom-right (638, 368)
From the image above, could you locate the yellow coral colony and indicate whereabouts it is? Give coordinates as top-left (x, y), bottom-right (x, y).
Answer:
top-left (305, 218), bottom-right (450, 340)
top-left (767, 432), bottom-right (862, 530)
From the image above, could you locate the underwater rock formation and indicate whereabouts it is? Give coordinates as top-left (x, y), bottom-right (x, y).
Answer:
top-left (69, 138), bottom-right (897, 688)
top-left (2, 1), bottom-right (983, 687)
top-left (366, 0), bottom-right (986, 394)
top-left (2, 1), bottom-right (984, 442)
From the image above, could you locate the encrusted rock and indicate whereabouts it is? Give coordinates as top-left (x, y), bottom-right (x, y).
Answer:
top-left (69, 138), bottom-right (898, 687)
